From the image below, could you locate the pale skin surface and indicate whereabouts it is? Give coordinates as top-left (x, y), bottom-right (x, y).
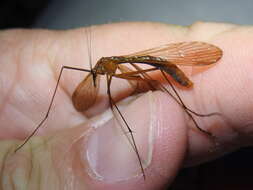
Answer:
top-left (0, 22), bottom-right (253, 189)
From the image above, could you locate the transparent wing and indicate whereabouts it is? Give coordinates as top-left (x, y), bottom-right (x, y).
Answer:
top-left (125, 41), bottom-right (222, 66)
top-left (72, 73), bottom-right (100, 111)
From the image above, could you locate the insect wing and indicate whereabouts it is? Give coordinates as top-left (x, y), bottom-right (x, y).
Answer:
top-left (125, 41), bottom-right (222, 66)
top-left (72, 73), bottom-right (100, 111)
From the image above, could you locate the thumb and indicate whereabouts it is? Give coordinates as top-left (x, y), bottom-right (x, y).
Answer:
top-left (4, 91), bottom-right (187, 190)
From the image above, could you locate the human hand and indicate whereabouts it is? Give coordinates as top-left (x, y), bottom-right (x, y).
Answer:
top-left (0, 22), bottom-right (253, 190)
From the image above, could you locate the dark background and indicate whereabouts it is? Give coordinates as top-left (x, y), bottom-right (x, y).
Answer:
top-left (2, 0), bottom-right (253, 29)
top-left (1, 0), bottom-right (253, 189)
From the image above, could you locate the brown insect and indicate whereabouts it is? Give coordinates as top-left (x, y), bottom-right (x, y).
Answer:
top-left (15, 38), bottom-right (222, 180)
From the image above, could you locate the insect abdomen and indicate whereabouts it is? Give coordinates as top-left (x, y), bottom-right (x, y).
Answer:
top-left (160, 64), bottom-right (193, 87)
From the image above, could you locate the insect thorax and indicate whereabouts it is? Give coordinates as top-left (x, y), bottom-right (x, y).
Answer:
top-left (95, 56), bottom-right (122, 75)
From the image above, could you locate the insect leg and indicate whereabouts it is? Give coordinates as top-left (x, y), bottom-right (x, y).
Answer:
top-left (15, 66), bottom-right (92, 152)
top-left (128, 63), bottom-right (215, 136)
top-left (106, 74), bottom-right (146, 180)
top-left (160, 70), bottom-right (213, 136)
top-left (130, 63), bottom-right (220, 117)
top-left (115, 67), bottom-right (157, 78)
top-left (160, 70), bottom-right (221, 117)
top-left (129, 63), bottom-right (180, 100)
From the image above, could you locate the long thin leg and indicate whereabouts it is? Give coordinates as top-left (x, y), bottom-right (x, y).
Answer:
top-left (160, 70), bottom-right (213, 136)
top-left (114, 72), bottom-right (158, 93)
top-left (129, 63), bottom-right (184, 104)
top-left (130, 63), bottom-right (220, 117)
top-left (106, 75), bottom-right (146, 180)
top-left (160, 71), bottom-right (220, 117)
top-left (15, 66), bottom-right (92, 152)
top-left (128, 63), bottom-right (218, 136)
top-left (115, 67), bottom-right (157, 78)
top-left (116, 66), bottom-right (160, 91)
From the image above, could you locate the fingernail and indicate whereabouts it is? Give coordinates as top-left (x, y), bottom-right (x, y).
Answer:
top-left (86, 92), bottom-right (154, 182)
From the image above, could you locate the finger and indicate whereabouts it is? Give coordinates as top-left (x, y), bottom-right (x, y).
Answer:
top-left (3, 91), bottom-right (186, 190)
top-left (2, 22), bottom-right (253, 165)
top-left (69, 22), bottom-right (253, 165)
top-left (179, 23), bottom-right (253, 165)
top-left (63, 22), bottom-right (253, 165)
top-left (0, 30), bottom-right (88, 139)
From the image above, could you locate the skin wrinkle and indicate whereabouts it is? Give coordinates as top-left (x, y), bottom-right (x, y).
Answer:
top-left (37, 162), bottom-right (42, 190)
top-left (0, 48), bottom-right (20, 119)
top-left (49, 146), bottom-right (61, 189)
top-left (33, 32), bottom-right (62, 91)
top-left (8, 151), bottom-right (18, 190)
top-left (13, 46), bottom-right (47, 133)
top-left (217, 59), bottom-right (252, 137)
top-left (175, 71), bottom-right (208, 132)
top-left (212, 77), bottom-right (227, 127)
top-left (153, 91), bottom-right (186, 181)
top-left (184, 26), bottom-right (228, 132)
top-left (30, 139), bottom-right (49, 190)
top-left (0, 157), bottom-right (4, 188)
top-left (35, 147), bottom-right (45, 189)
top-left (195, 71), bottom-right (220, 129)
top-left (48, 36), bottom-right (81, 110)
top-left (151, 93), bottom-right (167, 178)
top-left (0, 146), bottom-right (12, 189)
top-left (46, 37), bottom-right (64, 96)
top-left (2, 55), bottom-right (37, 140)
top-left (195, 72), bottom-right (207, 116)
top-left (30, 144), bottom-right (35, 189)
top-left (187, 67), bottom-right (240, 152)
top-left (50, 127), bottom-right (84, 189)
top-left (0, 32), bottom-right (54, 136)
top-left (31, 31), bottom-right (74, 108)
top-left (29, 32), bottom-right (38, 68)
top-left (27, 34), bottom-right (88, 131)
top-left (11, 174), bottom-right (15, 190)
top-left (13, 45), bottom-right (39, 130)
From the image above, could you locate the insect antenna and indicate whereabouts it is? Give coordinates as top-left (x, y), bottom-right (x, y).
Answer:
top-left (86, 26), bottom-right (97, 87)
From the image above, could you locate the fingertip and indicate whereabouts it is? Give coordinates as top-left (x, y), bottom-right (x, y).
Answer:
top-left (76, 91), bottom-right (188, 189)
top-left (145, 91), bottom-right (187, 185)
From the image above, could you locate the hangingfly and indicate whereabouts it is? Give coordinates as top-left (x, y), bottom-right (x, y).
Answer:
top-left (15, 38), bottom-right (223, 180)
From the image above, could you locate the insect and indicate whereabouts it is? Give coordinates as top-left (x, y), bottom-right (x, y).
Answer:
top-left (15, 35), bottom-right (222, 180)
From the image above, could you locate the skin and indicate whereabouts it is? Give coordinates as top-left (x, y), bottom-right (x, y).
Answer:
top-left (0, 22), bottom-right (253, 189)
